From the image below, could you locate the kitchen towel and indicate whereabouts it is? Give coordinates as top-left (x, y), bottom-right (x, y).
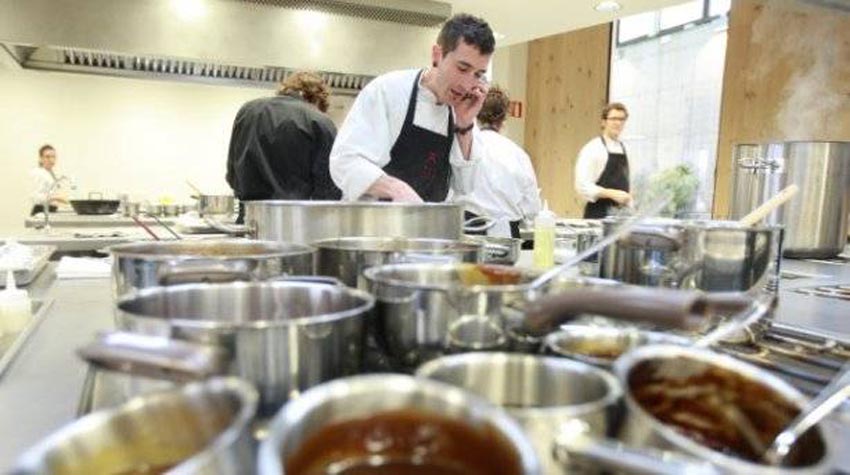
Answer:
top-left (55, 256), bottom-right (112, 279)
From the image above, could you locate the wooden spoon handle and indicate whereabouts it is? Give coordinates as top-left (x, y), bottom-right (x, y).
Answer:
top-left (738, 184), bottom-right (799, 227)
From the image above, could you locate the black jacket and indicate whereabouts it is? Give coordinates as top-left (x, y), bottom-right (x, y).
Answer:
top-left (226, 94), bottom-right (341, 201)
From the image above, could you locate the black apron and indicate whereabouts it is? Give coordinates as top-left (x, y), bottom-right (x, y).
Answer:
top-left (383, 70), bottom-right (454, 202)
top-left (583, 136), bottom-right (629, 219)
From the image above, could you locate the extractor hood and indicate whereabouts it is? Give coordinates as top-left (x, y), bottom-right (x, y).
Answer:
top-left (0, 0), bottom-right (450, 90)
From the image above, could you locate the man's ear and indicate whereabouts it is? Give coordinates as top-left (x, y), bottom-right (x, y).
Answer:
top-left (431, 44), bottom-right (442, 68)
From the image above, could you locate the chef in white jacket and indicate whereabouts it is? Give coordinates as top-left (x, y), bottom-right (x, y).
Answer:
top-left (329, 13), bottom-right (494, 202)
top-left (574, 102), bottom-right (632, 218)
top-left (454, 85), bottom-right (541, 238)
top-left (29, 144), bottom-right (70, 216)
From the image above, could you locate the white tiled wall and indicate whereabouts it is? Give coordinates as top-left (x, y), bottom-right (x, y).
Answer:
top-left (610, 16), bottom-right (729, 213)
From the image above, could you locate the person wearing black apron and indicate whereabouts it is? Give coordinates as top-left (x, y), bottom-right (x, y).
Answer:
top-left (576, 102), bottom-right (632, 219)
top-left (583, 136), bottom-right (630, 219)
top-left (383, 70), bottom-right (454, 202)
top-left (327, 14), bottom-right (495, 203)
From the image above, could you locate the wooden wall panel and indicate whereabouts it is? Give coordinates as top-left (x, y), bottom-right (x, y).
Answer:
top-left (714, 0), bottom-right (850, 217)
top-left (525, 24), bottom-right (612, 217)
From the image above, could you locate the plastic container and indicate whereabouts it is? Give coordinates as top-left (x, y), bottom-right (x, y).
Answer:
top-left (0, 269), bottom-right (32, 334)
top-left (532, 201), bottom-right (556, 269)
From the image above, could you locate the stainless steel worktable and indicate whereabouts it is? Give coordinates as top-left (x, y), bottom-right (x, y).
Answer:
top-left (24, 211), bottom-right (177, 229)
top-left (1, 257), bottom-right (849, 472)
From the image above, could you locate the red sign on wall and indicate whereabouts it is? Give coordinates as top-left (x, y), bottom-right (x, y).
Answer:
top-left (508, 100), bottom-right (523, 118)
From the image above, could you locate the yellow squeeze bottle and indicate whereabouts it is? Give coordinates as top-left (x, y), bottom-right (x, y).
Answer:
top-left (532, 201), bottom-right (556, 269)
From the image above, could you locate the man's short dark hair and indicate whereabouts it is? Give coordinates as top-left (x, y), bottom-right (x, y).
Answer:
top-left (602, 102), bottom-right (629, 120)
top-left (38, 144), bottom-right (54, 157)
top-left (437, 13), bottom-right (495, 56)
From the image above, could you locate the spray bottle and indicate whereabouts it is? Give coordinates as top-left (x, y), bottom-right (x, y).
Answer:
top-left (532, 201), bottom-right (556, 269)
top-left (0, 269), bottom-right (32, 334)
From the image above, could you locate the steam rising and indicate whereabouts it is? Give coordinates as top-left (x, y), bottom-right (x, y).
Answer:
top-left (748, 1), bottom-right (850, 140)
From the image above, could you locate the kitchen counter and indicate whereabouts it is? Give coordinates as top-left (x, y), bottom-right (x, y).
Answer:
top-left (0, 257), bottom-right (849, 471)
top-left (9, 226), bottom-right (225, 254)
top-left (24, 211), bottom-right (178, 229)
top-left (0, 266), bottom-right (114, 469)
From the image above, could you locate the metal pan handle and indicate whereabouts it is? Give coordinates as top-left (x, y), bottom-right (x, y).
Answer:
top-left (77, 331), bottom-right (230, 382)
top-left (463, 215), bottom-right (497, 233)
top-left (521, 287), bottom-right (752, 337)
top-left (555, 420), bottom-right (720, 475)
top-left (484, 242), bottom-right (511, 259)
top-left (204, 217), bottom-right (251, 236)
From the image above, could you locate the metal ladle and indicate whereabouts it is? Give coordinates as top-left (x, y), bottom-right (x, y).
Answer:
top-left (763, 364), bottom-right (850, 465)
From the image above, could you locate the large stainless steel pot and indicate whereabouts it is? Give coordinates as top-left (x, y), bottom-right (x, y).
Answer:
top-left (84, 281), bottom-right (374, 416)
top-left (416, 353), bottom-right (621, 475)
top-left (599, 218), bottom-right (783, 293)
top-left (243, 200), bottom-right (465, 244)
top-left (11, 377), bottom-right (258, 475)
top-left (556, 345), bottom-right (834, 474)
top-left (313, 236), bottom-right (484, 288)
top-left (258, 374), bottom-right (542, 475)
top-left (730, 141), bottom-right (850, 258)
top-left (108, 239), bottom-right (315, 299)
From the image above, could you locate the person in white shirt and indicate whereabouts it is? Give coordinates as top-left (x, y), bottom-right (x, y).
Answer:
top-left (574, 102), bottom-right (632, 219)
top-left (329, 13), bottom-right (494, 202)
top-left (454, 85), bottom-right (541, 238)
top-left (29, 144), bottom-right (69, 216)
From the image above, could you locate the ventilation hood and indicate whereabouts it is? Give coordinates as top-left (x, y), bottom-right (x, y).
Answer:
top-left (0, 0), bottom-right (450, 90)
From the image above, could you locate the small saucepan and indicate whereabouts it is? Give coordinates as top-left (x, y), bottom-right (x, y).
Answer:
top-left (555, 345), bottom-right (835, 474)
top-left (11, 377), bottom-right (258, 475)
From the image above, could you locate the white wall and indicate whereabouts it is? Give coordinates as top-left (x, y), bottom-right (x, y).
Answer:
top-left (0, 40), bottom-right (524, 236)
top-left (0, 66), bottom-right (354, 235)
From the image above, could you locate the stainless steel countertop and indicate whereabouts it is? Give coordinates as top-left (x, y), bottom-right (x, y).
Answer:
top-left (24, 212), bottom-right (178, 229)
top-left (8, 228), bottom-right (227, 253)
top-left (0, 266), bottom-right (114, 470)
top-left (0, 257), bottom-right (849, 471)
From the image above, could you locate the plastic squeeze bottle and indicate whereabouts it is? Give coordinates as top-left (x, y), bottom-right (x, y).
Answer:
top-left (532, 201), bottom-right (556, 269)
top-left (0, 269), bottom-right (32, 334)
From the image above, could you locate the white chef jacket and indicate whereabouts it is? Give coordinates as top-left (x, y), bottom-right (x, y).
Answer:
top-left (329, 69), bottom-right (483, 201)
top-left (574, 136), bottom-right (626, 203)
top-left (29, 167), bottom-right (66, 206)
top-left (453, 130), bottom-right (542, 237)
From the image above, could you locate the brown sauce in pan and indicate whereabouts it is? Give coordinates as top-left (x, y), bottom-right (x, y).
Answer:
top-left (457, 264), bottom-right (524, 286)
top-left (111, 464), bottom-right (176, 475)
top-left (285, 409), bottom-right (523, 475)
top-left (629, 360), bottom-right (824, 465)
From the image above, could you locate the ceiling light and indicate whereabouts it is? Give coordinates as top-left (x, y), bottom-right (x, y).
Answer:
top-left (171, 0), bottom-right (207, 21)
top-left (594, 1), bottom-right (622, 13)
top-left (493, 31), bottom-right (506, 40)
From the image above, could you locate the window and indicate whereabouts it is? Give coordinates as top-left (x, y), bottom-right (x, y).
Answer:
top-left (618, 12), bottom-right (657, 43)
top-left (616, 0), bottom-right (731, 47)
top-left (610, 4), bottom-right (730, 216)
top-left (659, 0), bottom-right (703, 30)
top-left (709, 0), bottom-right (731, 17)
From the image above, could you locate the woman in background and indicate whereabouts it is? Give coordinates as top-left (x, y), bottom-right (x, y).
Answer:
top-left (454, 85), bottom-right (541, 238)
top-left (29, 144), bottom-right (69, 216)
